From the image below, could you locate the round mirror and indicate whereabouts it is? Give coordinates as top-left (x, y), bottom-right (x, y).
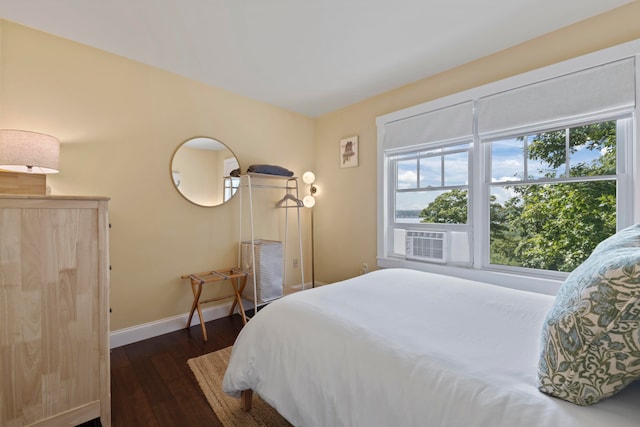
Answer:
top-left (170, 137), bottom-right (239, 207)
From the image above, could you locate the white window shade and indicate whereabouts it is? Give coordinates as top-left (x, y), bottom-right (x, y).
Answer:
top-left (383, 101), bottom-right (474, 150)
top-left (477, 58), bottom-right (635, 136)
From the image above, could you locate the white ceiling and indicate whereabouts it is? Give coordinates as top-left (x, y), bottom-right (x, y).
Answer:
top-left (0, 0), bottom-right (633, 117)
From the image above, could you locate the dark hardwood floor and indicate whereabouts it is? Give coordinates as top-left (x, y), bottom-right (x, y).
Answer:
top-left (81, 314), bottom-right (246, 427)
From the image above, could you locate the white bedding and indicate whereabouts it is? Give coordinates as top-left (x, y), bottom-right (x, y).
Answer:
top-left (223, 268), bottom-right (640, 427)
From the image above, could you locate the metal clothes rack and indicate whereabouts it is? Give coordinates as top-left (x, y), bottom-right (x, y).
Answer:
top-left (237, 173), bottom-right (305, 318)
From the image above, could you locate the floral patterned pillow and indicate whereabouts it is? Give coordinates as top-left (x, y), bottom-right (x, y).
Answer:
top-left (537, 224), bottom-right (640, 405)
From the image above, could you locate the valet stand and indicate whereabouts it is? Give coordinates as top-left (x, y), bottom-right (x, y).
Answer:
top-left (181, 267), bottom-right (249, 341)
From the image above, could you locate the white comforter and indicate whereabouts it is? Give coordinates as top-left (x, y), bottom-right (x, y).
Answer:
top-left (223, 268), bottom-right (640, 427)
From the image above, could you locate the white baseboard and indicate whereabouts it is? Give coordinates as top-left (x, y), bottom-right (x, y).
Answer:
top-left (109, 282), bottom-right (323, 349)
top-left (288, 281), bottom-right (326, 292)
top-left (109, 301), bottom-right (235, 349)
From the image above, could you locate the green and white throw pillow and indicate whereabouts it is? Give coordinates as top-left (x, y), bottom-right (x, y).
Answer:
top-left (537, 224), bottom-right (640, 405)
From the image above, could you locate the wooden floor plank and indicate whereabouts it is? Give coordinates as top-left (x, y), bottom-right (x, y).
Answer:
top-left (78, 314), bottom-right (245, 427)
top-left (110, 363), bottom-right (162, 427)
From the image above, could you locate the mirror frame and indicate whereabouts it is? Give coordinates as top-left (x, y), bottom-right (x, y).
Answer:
top-left (170, 136), bottom-right (240, 207)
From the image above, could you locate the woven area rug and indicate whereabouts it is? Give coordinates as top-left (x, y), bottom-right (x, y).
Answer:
top-left (187, 346), bottom-right (292, 427)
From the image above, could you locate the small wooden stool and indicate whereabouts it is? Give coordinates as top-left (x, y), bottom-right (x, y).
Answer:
top-left (181, 268), bottom-right (249, 341)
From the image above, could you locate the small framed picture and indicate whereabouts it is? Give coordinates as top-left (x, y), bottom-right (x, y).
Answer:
top-left (340, 136), bottom-right (358, 168)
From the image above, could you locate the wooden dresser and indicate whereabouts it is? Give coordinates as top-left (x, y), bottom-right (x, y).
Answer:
top-left (0, 196), bottom-right (111, 427)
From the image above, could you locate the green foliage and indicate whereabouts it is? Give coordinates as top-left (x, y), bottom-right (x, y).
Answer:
top-left (502, 181), bottom-right (616, 272)
top-left (419, 189), bottom-right (467, 224)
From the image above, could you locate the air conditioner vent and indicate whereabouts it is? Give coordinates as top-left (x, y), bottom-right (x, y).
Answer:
top-left (405, 231), bottom-right (447, 263)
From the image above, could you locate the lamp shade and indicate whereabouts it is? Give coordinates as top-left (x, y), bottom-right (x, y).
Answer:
top-left (303, 195), bottom-right (316, 208)
top-left (0, 129), bottom-right (60, 174)
top-left (302, 171), bottom-right (315, 185)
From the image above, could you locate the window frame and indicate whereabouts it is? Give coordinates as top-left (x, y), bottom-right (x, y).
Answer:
top-left (392, 140), bottom-right (473, 226)
top-left (377, 40), bottom-right (640, 294)
top-left (479, 115), bottom-right (631, 279)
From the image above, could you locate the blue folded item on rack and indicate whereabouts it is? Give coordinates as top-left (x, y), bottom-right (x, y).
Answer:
top-left (247, 164), bottom-right (294, 177)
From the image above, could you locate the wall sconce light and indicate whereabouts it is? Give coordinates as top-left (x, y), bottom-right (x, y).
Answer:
top-left (302, 171), bottom-right (317, 287)
top-left (0, 129), bottom-right (60, 195)
top-left (302, 171), bottom-right (317, 208)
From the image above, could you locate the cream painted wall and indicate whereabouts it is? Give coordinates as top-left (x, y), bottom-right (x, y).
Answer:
top-left (313, 2), bottom-right (640, 284)
top-left (0, 21), bottom-right (315, 330)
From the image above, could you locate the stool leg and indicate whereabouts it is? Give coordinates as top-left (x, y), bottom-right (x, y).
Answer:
top-left (188, 280), bottom-right (208, 341)
top-left (229, 296), bottom-right (238, 318)
top-left (196, 300), bottom-right (208, 341)
top-left (230, 277), bottom-right (248, 325)
top-left (187, 280), bottom-right (200, 328)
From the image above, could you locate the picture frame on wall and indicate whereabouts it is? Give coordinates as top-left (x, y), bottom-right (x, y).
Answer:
top-left (340, 136), bottom-right (358, 168)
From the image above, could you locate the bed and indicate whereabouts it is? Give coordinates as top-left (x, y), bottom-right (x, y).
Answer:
top-left (222, 268), bottom-right (640, 427)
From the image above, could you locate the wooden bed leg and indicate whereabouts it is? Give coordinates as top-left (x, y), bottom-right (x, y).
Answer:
top-left (241, 389), bottom-right (253, 411)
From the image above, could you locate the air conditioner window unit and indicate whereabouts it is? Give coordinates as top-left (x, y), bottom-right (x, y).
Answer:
top-left (405, 230), bottom-right (447, 263)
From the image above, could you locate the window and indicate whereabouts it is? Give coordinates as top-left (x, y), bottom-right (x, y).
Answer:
top-left (223, 176), bottom-right (239, 202)
top-left (487, 119), bottom-right (622, 273)
top-left (394, 143), bottom-right (471, 224)
top-left (377, 45), bottom-right (638, 287)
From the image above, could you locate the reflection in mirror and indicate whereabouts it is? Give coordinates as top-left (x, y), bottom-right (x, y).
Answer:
top-left (170, 137), bottom-right (239, 207)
